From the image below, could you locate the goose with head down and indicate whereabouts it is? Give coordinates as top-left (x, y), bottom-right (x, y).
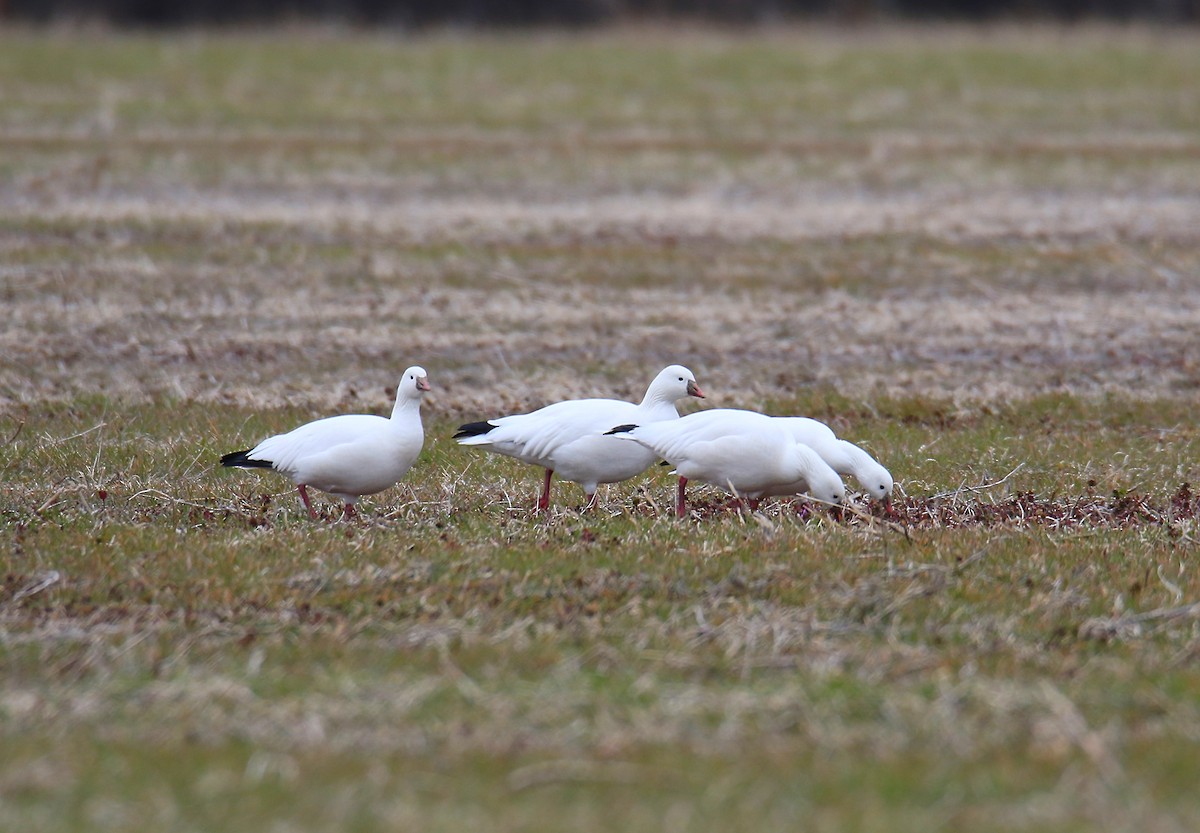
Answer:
top-left (606, 408), bottom-right (845, 518)
top-left (770, 416), bottom-right (893, 507)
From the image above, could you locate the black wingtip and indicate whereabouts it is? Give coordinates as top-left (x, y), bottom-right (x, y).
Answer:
top-left (453, 420), bottom-right (496, 440)
top-left (604, 424), bottom-right (639, 436)
top-left (220, 449), bottom-right (273, 469)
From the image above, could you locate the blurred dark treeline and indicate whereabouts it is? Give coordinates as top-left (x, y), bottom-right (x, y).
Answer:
top-left (2, 0), bottom-right (1197, 25)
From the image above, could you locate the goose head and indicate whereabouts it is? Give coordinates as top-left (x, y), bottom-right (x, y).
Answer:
top-left (792, 443), bottom-right (846, 507)
top-left (398, 366), bottom-right (431, 399)
top-left (860, 460), bottom-right (894, 504)
top-left (644, 364), bottom-right (704, 405)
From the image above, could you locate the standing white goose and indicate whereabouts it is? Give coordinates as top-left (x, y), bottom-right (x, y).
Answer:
top-left (454, 364), bottom-right (704, 510)
top-left (772, 417), bottom-right (894, 507)
top-left (606, 409), bottom-right (846, 518)
top-left (221, 366), bottom-right (431, 520)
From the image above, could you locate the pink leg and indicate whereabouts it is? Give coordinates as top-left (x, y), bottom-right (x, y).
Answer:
top-left (537, 468), bottom-right (553, 512)
top-left (297, 484), bottom-right (317, 520)
top-left (675, 476), bottom-right (688, 518)
top-left (342, 503), bottom-right (357, 521)
top-left (583, 491), bottom-right (598, 511)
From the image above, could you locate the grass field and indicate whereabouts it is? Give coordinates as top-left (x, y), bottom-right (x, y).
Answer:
top-left (2, 24), bottom-right (1200, 832)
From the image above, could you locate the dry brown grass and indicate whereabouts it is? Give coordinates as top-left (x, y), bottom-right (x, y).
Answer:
top-left (3, 28), bottom-right (1200, 416)
top-left (4, 212), bottom-right (1198, 414)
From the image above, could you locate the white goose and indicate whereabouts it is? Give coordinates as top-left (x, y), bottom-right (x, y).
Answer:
top-left (606, 409), bottom-right (846, 518)
top-left (221, 366), bottom-right (430, 520)
top-left (772, 417), bottom-right (894, 506)
top-left (454, 364), bottom-right (704, 510)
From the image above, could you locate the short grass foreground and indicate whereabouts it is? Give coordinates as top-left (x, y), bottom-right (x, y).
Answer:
top-left (3, 395), bottom-right (1200, 832)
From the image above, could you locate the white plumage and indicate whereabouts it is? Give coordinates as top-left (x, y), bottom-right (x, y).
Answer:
top-left (454, 364), bottom-right (704, 509)
top-left (607, 408), bottom-right (846, 517)
top-left (221, 366), bottom-right (430, 519)
top-left (771, 416), bottom-right (894, 504)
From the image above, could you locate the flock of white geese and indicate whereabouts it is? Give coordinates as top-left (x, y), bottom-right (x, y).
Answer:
top-left (221, 364), bottom-right (893, 520)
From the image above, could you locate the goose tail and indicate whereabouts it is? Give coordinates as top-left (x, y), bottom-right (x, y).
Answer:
top-left (220, 449), bottom-right (273, 469)
top-left (454, 421), bottom-right (496, 442)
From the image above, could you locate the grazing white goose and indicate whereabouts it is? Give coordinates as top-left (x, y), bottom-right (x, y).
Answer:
top-left (454, 365), bottom-right (704, 510)
top-left (221, 366), bottom-right (430, 520)
top-left (606, 409), bottom-right (846, 518)
top-left (773, 417), bottom-right (894, 506)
